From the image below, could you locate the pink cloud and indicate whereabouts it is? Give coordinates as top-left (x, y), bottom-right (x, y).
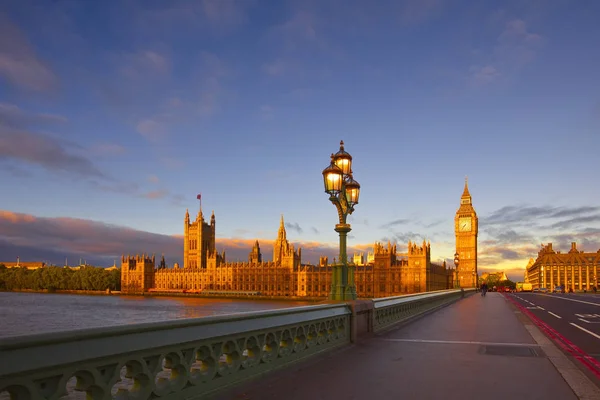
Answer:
top-left (136, 119), bottom-right (166, 142)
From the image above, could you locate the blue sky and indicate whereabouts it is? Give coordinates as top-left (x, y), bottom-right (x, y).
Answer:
top-left (1, 0), bottom-right (599, 281)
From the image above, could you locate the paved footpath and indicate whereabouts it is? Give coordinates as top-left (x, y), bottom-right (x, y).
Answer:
top-left (217, 292), bottom-right (600, 400)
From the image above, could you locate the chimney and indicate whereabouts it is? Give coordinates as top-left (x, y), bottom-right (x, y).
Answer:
top-left (571, 242), bottom-right (577, 251)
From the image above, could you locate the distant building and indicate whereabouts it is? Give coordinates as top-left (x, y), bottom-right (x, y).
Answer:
top-left (527, 243), bottom-right (600, 291)
top-left (120, 188), bottom-right (472, 297)
top-left (479, 271), bottom-right (509, 282)
top-left (0, 259), bottom-right (46, 270)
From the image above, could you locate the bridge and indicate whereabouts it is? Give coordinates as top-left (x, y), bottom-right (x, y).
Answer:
top-left (2, 289), bottom-right (600, 399)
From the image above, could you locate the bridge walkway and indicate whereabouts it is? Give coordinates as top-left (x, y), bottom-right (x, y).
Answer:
top-left (217, 292), bottom-right (599, 400)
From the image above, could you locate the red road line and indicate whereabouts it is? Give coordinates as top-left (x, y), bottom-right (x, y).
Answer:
top-left (504, 294), bottom-right (600, 380)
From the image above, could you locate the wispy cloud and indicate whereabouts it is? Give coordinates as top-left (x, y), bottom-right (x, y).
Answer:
top-left (380, 219), bottom-right (411, 229)
top-left (133, 0), bottom-right (252, 36)
top-left (469, 18), bottom-right (542, 86)
top-left (0, 128), bottom-right (107, 179)
top-left (120, 50), bottom-right (170, 78)
top-left (0, 103), bottom-right (67, 128)
top-left (136, 119), bottom-right (167, 142)
top-left (285, 222), bottom-right (303, 234)
top-left (0, 13), bottom-right (58, 92)
top-left (482, 205), bottom-right (599, 226)
top-left (90, 143), bottom-right (126, 156)
top-left (0, 103), bottom-right (106, 179)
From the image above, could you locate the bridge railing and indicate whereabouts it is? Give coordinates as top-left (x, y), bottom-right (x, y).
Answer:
top-left (0, 289), bottom-right (474, 400)
top-left (373, 288), bottom-right (474, 332)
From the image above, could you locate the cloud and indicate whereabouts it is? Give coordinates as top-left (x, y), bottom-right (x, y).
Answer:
top-left (550, 215), bottom-right (600, 230)
top-left (0, 102), bottom-right (109, 179)
top-left (469, 18), bottom-right (542, 86)
top-left (285, 222), bottom-right (303, 234)
top-left (0, 103), bottom-right (67, 128)
top-left (482, 205), bottom-right (599, 226)
top-left (142, 189), bottom-right (169, 200)
top-left (136, 119), bottom-right (166, 142)
top-left (0, 210), bottom-right (183, 266)
top-left (379, 219), bottom-right (411, 229)
top-left (468, 65), bottom-right (500, 85)
top-left (0, 13), bottom-right (58, 92)
top-left (0, 128), bottom-right (107, 179)
top-left (148, 175), bottom-right (160, 184)
top-left (90, 143), bottom-right (126, 156)
top-left (134, 0), bottom-right (252, 36)
top-left (120, 50), bottom-right (170, 78)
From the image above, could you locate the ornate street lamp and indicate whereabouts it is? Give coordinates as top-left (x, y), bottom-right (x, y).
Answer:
top-left (322, 140), bottom-right (360, 301)
top-left (453, 252), bottom-right (460, 288)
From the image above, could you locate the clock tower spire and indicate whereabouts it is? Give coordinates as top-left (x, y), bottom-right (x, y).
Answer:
top-left (455, 178), bottom-right (478, 288)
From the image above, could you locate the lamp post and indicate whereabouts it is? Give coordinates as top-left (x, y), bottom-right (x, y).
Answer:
top-left (453, 252), bottom-right (460, 288)
top-left (322, 140), bottom-right (361, 301)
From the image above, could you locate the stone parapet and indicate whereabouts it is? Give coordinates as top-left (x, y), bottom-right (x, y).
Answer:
top-left (0, 289), bottom-right (472, 400)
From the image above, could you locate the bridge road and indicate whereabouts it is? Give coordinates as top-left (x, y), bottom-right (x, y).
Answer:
top-left (215, 292), bottom-right (594, 400)
top-left (510, 293), bottom-right (600, 379)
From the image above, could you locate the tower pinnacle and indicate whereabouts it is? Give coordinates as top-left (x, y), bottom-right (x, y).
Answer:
top-left (462, 176), bottom-right (471, 198)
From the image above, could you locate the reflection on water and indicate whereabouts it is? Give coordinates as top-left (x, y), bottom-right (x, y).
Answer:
top-left (0, 292), bottom-right (312, 339)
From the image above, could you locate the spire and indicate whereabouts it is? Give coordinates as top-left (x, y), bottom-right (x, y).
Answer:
top-left (185, 209), bottom-right (190, 221)
top-left (462, 176), bottom-right (471, 198)
top-left (278, 214), bottom-right (286, 239)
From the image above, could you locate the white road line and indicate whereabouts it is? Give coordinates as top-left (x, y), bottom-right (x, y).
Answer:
top-left (579, 318), bottom-right (591, 323)
top-left (378, 338), bottom-right (539, 346)
top-left (548, 311), bottom-right (562, 319)
top-left (544, 296), bottom-right (600, 307)
top-left (538, 306), bottom-right (545, 310)
top-left (570, 323), bottom-right (600, 340)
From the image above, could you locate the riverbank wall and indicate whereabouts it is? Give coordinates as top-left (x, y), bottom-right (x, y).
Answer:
top-left (0, 289), bottom-right (327, 302)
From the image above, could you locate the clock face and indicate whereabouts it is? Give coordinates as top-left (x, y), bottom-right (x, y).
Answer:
top-left (459, 217), bottom-right (472, 232)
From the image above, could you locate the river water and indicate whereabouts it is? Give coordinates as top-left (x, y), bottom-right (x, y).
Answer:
top-left (0, 292), bottom-right (312, 339)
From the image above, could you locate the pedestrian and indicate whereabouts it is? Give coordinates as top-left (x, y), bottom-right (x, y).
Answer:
top-left (481, 282), bottom-right (488, 297)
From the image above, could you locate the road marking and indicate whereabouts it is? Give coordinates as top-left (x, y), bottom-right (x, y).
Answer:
top-left (538, 306), bottom-right (545, 310)
top-left (545, 296), bottom-right (600, 307)
top-left (579, 318), bottom-right (591, 323)
top-left (378, 338), bottom-right (539, 346)
top-left (570, 323), bottom-right (600, 340)
top-left (548, 311), bottom-right (562, 319)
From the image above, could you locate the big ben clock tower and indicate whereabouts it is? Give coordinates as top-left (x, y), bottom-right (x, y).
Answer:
top-left (455, 178), bottom-right (478, 288)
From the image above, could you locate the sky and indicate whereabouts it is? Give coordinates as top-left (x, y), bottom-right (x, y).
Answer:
top-left (1, 0), bottom-right (599, 282)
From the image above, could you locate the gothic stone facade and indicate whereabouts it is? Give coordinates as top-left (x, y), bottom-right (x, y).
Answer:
top-left (121, 210), bottom-right (455, 297)
top-left (121, 181), bottom-right (480, 296)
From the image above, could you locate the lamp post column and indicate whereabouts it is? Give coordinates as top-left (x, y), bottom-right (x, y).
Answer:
top-left (332, 223), bottom-right (356, 300)
top-left (322, 141), bottom-right (360, 301)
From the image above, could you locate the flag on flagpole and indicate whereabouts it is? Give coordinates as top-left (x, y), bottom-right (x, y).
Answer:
top-left (197, 194), bottom-right (201, 200)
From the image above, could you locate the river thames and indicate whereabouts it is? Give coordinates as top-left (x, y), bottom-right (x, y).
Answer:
top-left (0, 292), bottom-right (313, 339)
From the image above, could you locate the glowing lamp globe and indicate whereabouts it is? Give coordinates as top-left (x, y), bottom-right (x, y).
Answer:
top-left (333, 140), bottom-right (352, 175)
top-left (322, 159), bottom-right (343, 195)
top-left (344, 177), bottom-right (360, 206)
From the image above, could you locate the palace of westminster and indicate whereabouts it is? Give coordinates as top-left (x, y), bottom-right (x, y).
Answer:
top-left (121, 181), bottom-right (480, 297)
